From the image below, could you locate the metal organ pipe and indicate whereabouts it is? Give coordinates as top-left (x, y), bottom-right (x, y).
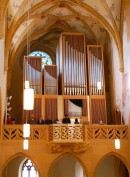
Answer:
top-left (89, 47), bottom-right (103, 95)
top-left (63, 35), bottom-right (86, 96)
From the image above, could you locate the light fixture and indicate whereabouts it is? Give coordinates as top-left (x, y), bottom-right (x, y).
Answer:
top-left (115, 138), bottom-right (120, 149)
top-left (97, 81), bottom-right (101, 90)
top-left (23, 124), bottom-right (30, 138)
top-left (24, 85), bottom-right (34, 110)
top-left (23, 81), bottom-right (34, 139)
top-left (23, 139), bottom-right (29, 150)
top-left (114, 101), bottom-right (121, 150)
top-left (23, 0), bottom-right (34, 149)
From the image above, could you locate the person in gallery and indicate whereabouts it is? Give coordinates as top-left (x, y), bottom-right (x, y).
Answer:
top-left (6, 115), bottom-right (12, 124)
top-left (62, 114), bottom-right (71, 124)
top-left (12, 119), bottom-right (16, 124)
top-left (45, 115), bottom-right (53, 124)
top-left (74, 118), bottom-right (79, 124)
top-left (28, 114), bottom-right (35, 124)
top-left (37, 115), bottom-right (45, 124)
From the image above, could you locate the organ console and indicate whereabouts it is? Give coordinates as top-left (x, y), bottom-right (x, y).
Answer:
top-left (23, 32), bottom-right (107, 124)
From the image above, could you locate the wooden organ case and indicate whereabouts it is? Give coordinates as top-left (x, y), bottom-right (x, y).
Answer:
top-left (23, 33), bottom-right (107, 124)
top-left (23, 57), bottom-right (58, 123)
top-left (23, 56), bottom-right (42, 123)
top-left (44, 65), bottom-right (58, 122)
top-left (56, 33), bottom-right (88, 121)
top-left (87, 45), bottom-right (107, 124)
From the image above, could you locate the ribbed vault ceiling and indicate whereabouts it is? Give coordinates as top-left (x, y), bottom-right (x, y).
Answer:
top-left (5, 0), bottom-right (124, 77)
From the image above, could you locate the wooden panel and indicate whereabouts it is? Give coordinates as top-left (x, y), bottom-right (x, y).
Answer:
top-left (23, 56), bottom-right (42, 94)
top-left (90, 98), bottom-right (107, 124)
top-left (45, 98), bottom-right (58, 122)
top-left (44, 65), bottom-right (57, 95)
top-left (23, 97), bottom-right (42, 124)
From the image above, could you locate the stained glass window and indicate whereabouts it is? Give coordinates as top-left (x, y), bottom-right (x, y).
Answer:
top-left (22, 159), bottom-right (39, 177)
top-left (29, 51), bottom-right (52, 69)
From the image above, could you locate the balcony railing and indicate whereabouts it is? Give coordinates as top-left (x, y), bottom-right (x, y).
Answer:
top-left (85, 125), bottom-right (128, 139)
top-left (2, 124), bottom-right (128, 141)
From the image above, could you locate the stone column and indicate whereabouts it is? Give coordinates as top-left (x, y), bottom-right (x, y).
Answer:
top-left (0, 38), bottom-right (7, 124)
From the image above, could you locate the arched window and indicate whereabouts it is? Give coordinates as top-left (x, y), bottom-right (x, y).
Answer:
top-left (29, 51), bottom-right (52, 69)
top-left (22, 159), bottom-right (39, 177)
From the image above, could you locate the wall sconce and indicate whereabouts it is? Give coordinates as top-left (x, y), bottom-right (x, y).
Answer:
top-left (115, 139), bottom-right (120, 149)
top-left (23, 124), bottom-right (30, 138)
top-left (24, 85), bottom-right (34, 110)
top-left (23, 80), bottom-right (34, 149)
top-left (23, 139), bottom-right (29, 150)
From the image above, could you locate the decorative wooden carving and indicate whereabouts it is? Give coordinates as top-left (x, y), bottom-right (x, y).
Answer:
top-left (2, 124), bottom-right (128, 140)
top-left (47, 142), bottom-right (88, 153)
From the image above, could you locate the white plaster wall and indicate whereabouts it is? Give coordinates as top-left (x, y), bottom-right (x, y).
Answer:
top-left (0, 38), bottom-right (7, 122)
top-left (75, 161), bottom-right (84, 177)
top-left (110, 38), bottom-right (122, 113)
top-left (96, 156), bottom-right (116, 177)
top-left (50, 155), bottom-right (76, 177)
top-left (122, 19), bottom-right (130, 124)
top-left (123, 20), bottom-right (130, 74)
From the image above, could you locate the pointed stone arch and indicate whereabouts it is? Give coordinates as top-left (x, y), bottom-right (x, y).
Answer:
top-left (1, 152), bottom-right (40, 177)
top-left (48, 153), bottom-right (88, 177)
top-left (94, 152), bottom-right (129, 177)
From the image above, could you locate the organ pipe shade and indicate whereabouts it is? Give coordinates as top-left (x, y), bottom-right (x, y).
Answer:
top-left (23, 124), bottom-right (30, 138)
top-left (115, 139), bottom-right (120, 149)
top-left (23, 139), bottom-right (29, 150)
top-left (24, 88), bottom-right (34, 110)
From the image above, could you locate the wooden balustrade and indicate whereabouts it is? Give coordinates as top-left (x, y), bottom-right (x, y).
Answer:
top-left (2, 124), bottom-right (128, 141)
top-left (85, 125), bottom-right (128, 139)
top-left (49, 124), bottom-right (84, 142)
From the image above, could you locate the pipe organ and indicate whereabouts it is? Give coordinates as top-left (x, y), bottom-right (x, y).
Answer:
top-left (57, 33), bottom-right (87, 96)
top-left (45, 98), bottom-right (58, 122)
top-left (23, 32), bottom-right (107, 124)
top-left (24, 56), bottom-right (42, 94)
top-left (87, 45), bottom-right (107, 124)
top-left (88, 46), bottom-right (104, 95)
top-left (44, 65), bottom-right (57, 95)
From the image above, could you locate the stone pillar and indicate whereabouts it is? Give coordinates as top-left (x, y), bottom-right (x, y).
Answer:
top-left (0, 38), bottom-right (7, 123)
top-left (0, 0), bottom-right (4, 39)
top-left (125, 0), bottom-right (130, 39)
